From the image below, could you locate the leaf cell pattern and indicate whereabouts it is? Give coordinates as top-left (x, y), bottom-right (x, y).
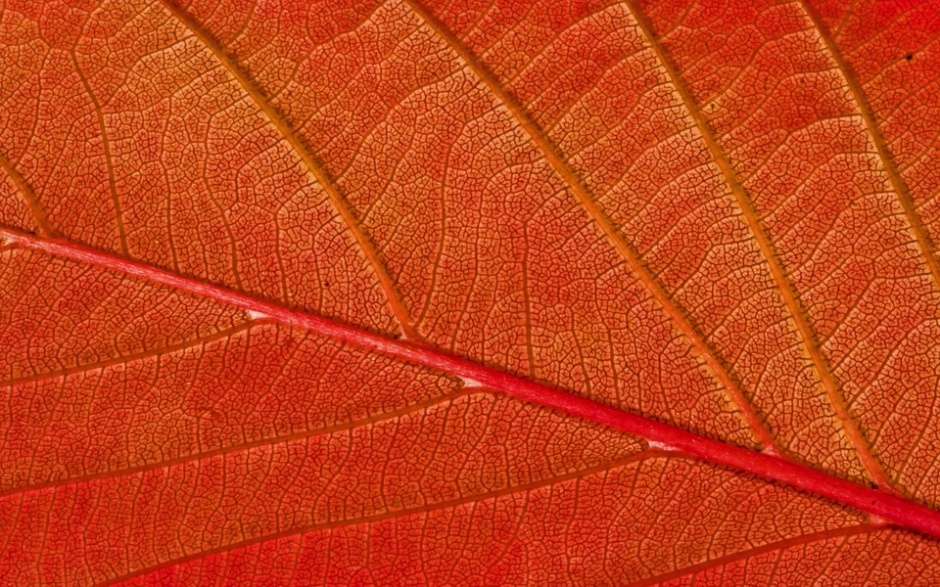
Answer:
top-left (1, 0), bottom-right (940, 584)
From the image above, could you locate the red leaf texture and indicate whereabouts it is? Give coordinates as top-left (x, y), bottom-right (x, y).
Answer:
top-left (2, 0), bottom-right (940, 584)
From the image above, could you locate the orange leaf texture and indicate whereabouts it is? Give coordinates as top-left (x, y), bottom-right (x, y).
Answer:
top-left (2, 0), bottom-right (940, 584)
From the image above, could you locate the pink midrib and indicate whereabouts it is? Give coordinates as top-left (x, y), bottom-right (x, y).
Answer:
top-left (4, 225), bottom-right (940, 540)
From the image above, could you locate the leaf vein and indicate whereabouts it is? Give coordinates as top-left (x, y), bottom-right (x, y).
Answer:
top-left (0, 150), bottom-right (58, 237)
top-left (70, 50), bottom-right (129, 256)
top-left (0, 387), bottom-right (474, 499)
top-left (2, 321), bottom-right (259, 387)
top-left (622, 524), bottom-right (883, 587)
top-left (796, 0), bottom-right (940, 295)
top-left (155, 0), bottom-right (417, 339)
top-left (4, 226), bottom-right (940, 539)
top-left (93, 452), bottom-right (663, 587)
top-left (623, 0), bottom-right (891, 488)
top-left (402, 0), bottom-right (777, 451)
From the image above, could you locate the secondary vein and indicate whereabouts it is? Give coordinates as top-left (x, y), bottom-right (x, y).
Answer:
top-left (93, 452), bottom-right (660, 586)
top-left (796, 0), bottom-right (940, 294)
top-left (624, 0), bottom-right (891, 489)
top-left (622, 524), bottom-right (883, 587)
top-left (401, 0), bottom-right (778, 452)
top-left (70, 51), bottom-right (130, 256)
top-left (0, 150), bottom-right (58, 237)
top-left (0, 386), bottom-right (473, 499)
top-left (156, 0), bottom-right (418, 340)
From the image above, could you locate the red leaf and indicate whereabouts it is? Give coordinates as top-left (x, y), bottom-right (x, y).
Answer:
top-left (2, 0), bottom-right (940, 584)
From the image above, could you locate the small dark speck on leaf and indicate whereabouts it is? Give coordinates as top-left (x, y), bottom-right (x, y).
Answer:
top-left (323, 281), bottom-right (330, 287)
top-left (905, 53), bottom-right (913, 61)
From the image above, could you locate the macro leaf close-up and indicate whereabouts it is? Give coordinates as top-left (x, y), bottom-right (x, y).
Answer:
top-left (2, 0), bottom-right (940, 584)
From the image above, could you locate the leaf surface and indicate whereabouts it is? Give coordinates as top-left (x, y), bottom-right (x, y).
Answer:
top-left (2, 0), bottom-right (940, 584)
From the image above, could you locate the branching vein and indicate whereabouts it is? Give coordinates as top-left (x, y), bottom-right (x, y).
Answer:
top-left (402, 0), bottom-right (778, 451)
top-left (623, 0), bottom-right (892, 489)
top-left (156, 0), bottom-right (418, 340)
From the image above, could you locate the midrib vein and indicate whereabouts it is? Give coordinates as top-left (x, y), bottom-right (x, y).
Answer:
top-left (797, 0), bottom-right (940, 292)
top-left (0, 151), bottom-right (58, 237)
top-left (156, 0), bottom-right (417, 340)
top-left (623, 0), bottom-right (891, 489)
top-left (4, 225), bottom-right (940, 541)
top-left (401, 0), bottom-right (777, 451)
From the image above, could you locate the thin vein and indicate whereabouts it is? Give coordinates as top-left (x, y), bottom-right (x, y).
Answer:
top-left (832, 0), bottom-right (859, 38)
top-left (401, 0), bottom-right (777, 451)
top-left (70, 51), bottom-right (130, 256)
top-left (5, 225), bottom-right (940, 540)
top-left (94, 452), bottom-right (661, 586)
top-left (156, 0), bottom-right (417, 340)
top-left (623, 524), bottom-right (883, 587)
top-left (623, 0), bottom-right (891, 489)
top-left (0, 387), bottom-right (473, 500)
top-left (797, 0), bottom-right (940, 293)
top-left (0, 150), bottom-right (58, 237)
top-left (2, 321), bottom-right (259, 387)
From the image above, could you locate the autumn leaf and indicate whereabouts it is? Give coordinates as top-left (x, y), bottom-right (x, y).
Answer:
top-left (2, 0), bottom-right (940, 584)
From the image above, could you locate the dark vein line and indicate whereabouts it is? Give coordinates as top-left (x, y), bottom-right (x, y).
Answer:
top-left (623, 0), bottom-right (891, 489)
top-left (401, 0), bottom-right (778, 452)
top-left (2, 321), bottom-right (259, 387)
top-left (832, 0), bottom-right (859, 38)
top-left (94, 452), bottom-right (661, 586)
top-left (155, 0), bottom-right (417, 340)
top-left (0, 150), bottom-right (58, 237)
top-left (0, 386), bottom-right (473, 500)
top-left (796, 0), bottom-right (940, 297)
top-left (70, 51), bottom-right (129, 256)
top-left (623, 524), bottom-right (883, 587)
